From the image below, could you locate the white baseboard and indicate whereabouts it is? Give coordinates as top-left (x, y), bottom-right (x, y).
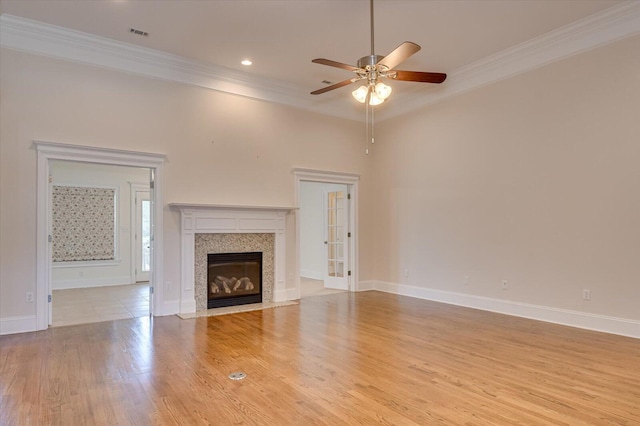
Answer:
top-left (286, 287), bottom-right (300, 301)
top-left (53, 275), bottom-right (133, 290)
top-left (274, 287), bottom-right (299, 302)
top-left (156, 299), bottom-right (180, 316)
top-left (0, 315), bottom-right (37, 335)
top-left (356, 280), bottom-right (377, 292)
top-left (179, 298), bottom-right (197, 315)
top-left (371, 280), bottom-right (640, 339)
top-left (301, 269), bottom-right (323, 280)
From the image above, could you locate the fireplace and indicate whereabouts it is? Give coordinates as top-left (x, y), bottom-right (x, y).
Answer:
top-left (207, 252), bottom-right (262, 309)
top-left (171, 203), bottom-right (290, 314)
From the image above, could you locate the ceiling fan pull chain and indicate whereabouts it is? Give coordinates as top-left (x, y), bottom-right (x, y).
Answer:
top-left (365, 99), bottom-right (370, 155)
top-left (371, 104), bottom-right (375, 145)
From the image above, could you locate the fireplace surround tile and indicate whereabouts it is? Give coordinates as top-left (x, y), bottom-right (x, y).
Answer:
top-left (194, 233), bottom-right (274, 311)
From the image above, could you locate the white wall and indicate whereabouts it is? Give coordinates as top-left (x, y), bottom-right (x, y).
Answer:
top-left (370, 34), bottom-right (640, 334)
top-left (50, 161), bottom-right (149, 289)
top-left (3, 32), bottom-right (638, 337)
top-left (299, 182), bottom-right (347, 279)
top-left (0, 47), bottom-right (372, 333)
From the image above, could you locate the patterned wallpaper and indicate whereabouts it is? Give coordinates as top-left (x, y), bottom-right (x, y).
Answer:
top-left (52, 186), bottom-right (116, 262)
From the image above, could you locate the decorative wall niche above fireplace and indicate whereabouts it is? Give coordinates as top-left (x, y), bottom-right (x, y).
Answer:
top-left (207, 252), bottom-right (262, 309)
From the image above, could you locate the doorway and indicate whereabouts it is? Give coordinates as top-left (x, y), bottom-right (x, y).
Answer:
top-left (48, 161), bottom-right (151, 327)
top-left (294, 169), bottom-right (359, 299)
top-left (35, 141), bottom-right (166, 331)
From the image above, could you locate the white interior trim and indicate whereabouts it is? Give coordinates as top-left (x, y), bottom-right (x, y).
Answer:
top-left (170, 203), bottom-right (294, 313)
top-left (53, 276), bottom-right (133, 290)
top-left (0, 14), bottom-right (329, 118)
top-left (293, 169), bottom-right (360, 299)
top-left (300, 269), bottom-right (323, 280)
top-left (386, 1), bottom-right (640, 119)
top-left (169, 203), bottom-right (293, 211)
top-left (369, 280), bottom-right (640, 339)
top-left (0, 316), bottom-right (37, 335)
top-left (34, 141), bottom-right (167, 332)
top-left (2, 2), bottom-right (638, 121)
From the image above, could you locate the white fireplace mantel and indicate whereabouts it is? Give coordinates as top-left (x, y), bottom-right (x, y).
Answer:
top-left (170, 203), bottom-right (295, 313)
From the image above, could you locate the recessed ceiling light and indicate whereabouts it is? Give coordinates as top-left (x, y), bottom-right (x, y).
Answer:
top-left (241, 59), bottom-right (252, 66)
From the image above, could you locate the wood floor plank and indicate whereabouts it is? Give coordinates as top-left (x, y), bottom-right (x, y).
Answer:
top-left (1, 291), bottom-right (639, 425)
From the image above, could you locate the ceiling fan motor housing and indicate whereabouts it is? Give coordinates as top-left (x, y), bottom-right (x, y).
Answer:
top-left (357, 55), bottom-right (385, 69)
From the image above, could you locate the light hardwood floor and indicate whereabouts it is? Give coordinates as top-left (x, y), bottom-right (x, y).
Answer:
top-left (52, 283), bottom-right (150, 327)
top-left (1, 291), bottom-right (638, 424)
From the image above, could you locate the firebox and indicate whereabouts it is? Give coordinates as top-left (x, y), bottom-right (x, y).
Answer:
top-left (207, 252), bottom-right (262, 309)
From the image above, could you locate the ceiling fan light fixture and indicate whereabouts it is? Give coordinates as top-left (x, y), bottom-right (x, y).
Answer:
top-left (352, 84), bottom-right (387, 105)
top-left (374, 82), bottom-right (391, 100)
top-left (352, 85), bottom-right (369, 103)
top-left (368, 91), bottom-right (384, 106)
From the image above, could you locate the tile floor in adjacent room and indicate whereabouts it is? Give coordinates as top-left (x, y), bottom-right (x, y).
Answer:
top-left (52, 283), bottom-right (150, 327)
top-left (299, 277), bottom-right (346, 298)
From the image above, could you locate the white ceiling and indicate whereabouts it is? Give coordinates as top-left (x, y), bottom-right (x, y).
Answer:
top-left (0, 0), bottom-right (636, 121)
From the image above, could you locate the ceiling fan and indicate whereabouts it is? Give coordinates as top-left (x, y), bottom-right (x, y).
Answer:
top-left (310, 0), bottom-right (447, 106)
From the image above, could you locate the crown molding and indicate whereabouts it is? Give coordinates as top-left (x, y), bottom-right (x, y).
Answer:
top-left (382, 0), bottom-right (640, 120)
top-left (1, 1), bottom-right (639, 122)
top-left (0, 13), bottom-right (361, 120)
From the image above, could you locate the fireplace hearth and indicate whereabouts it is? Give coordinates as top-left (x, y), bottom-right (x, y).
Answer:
top-left (207, 252), bottom-right (262, 309)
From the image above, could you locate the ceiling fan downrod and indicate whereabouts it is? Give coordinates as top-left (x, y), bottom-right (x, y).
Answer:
top-left (367, 0), bottom-right (376, 155)
top-left (370, 0), bottom-right (375, 55)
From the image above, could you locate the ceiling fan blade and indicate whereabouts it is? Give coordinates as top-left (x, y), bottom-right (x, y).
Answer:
top-left (312, 58), bottom-right (359, 72)
top-left (376, 42), bottom-right (421, 70)
top-left (311, 78), bottom-right (356, 95)
top-left (391, 70), bottom-right (447, 84)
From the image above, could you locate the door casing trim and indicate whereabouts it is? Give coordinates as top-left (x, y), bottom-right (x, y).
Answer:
top-left (293, 168), bottom-right (359, 298)
top-left (35, 141), bottom-right (166, 330)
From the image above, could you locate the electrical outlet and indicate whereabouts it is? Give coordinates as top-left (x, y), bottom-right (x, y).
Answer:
top-left (403, 268), bottom-right (409, 278)
top-left (26, 292), bottom-right (34, 303)
top-left (464, 275), bottom-right (470, 286)
top-left (502, 279), bottom-right (508, 290)
top-left (583, 289), bottom-right (591, 301)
